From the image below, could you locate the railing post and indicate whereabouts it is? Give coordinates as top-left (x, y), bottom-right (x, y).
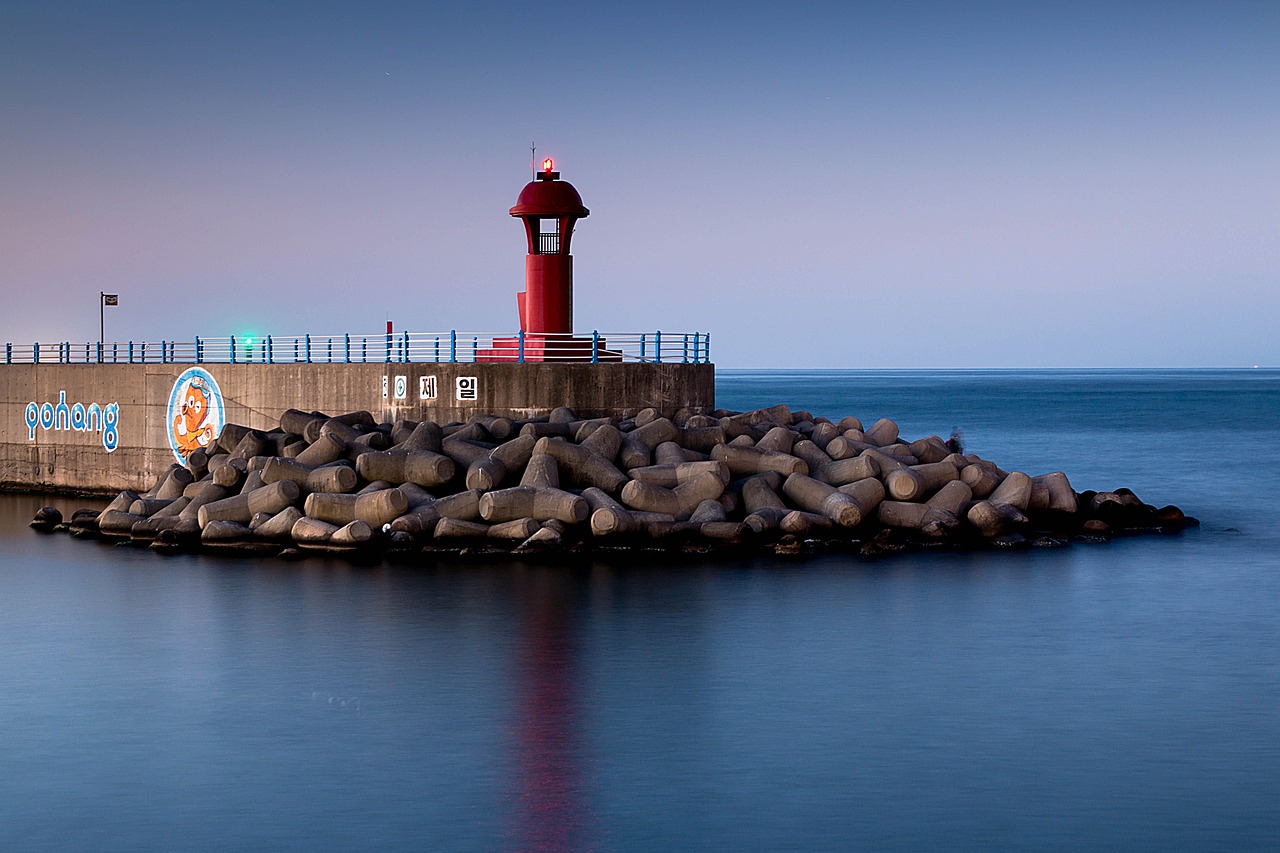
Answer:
top-left (704, 332), bottom-right (711, 363)
top-left (361, 337), bottom-right (367, 362)
top-left (344, 333), bottom-right (350, 364)
top-left (654, 331), bottom-right (661, 364)
top-left (450, 330), bottom-right (457, 363)
top-left (96, 341), bottom-right (101, 364)
top-left (229, 336), bottom-right (236, 364)
top-left (385, 329), bottom-right (392, 364)
top-left (403, 331), bottom-right (409, 362)
top-left (267, 335), bottom-right (274, 364)
top-left (640, 334), bottom-right (646, 362)
top-left (592, 330), bottom-right (599, 364)
top-left (302, 334), bottom-right (309, 363)
top-left (6, 343), bottom-right (11, 363)
top-left (434, 336), bottom-right (440, 362)
top-left (518, 329), bottom-right (525, 363)
top-left (682, 334), bottom-right (689, 364)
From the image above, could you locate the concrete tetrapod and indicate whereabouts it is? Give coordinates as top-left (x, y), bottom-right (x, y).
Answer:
top-left (303, 487), bottom-right (409, 528)
top-left (1030, 472), bottom-right (1078, 513)
top-left (441, 439), bottom-right (507, 492)
top-left (490, 434), bottom-right (538, 477)
top-left (741, 474), bottom-right (787, 513)
top-left (355, 449), bottom-right (454, 488)
top-left (488, 518), bottom-right (541, 541)
top-left (909, 436), bottom-right (951, 464)
top-left (815, 454), bottom-right (880, 487)
top-left (533, 437), bottom-right (629, 494)
top-left (755, 426), bottom-right (796, 454)
top-left (618, 418), bottom-right (680, 469)
top-left (966, 500), bottom-right (1029, 538)
top-left (291, 516), bottom-right (340, 546)
top-left (179, 483), bottom-right (230, 520)
top-left (782, 473), bottom-right (866, 527)
top-left (478, 486), bottom-right (588, 525)
top-left (520, 453), bottom-right (560, 489)
top-left (579, 423), bottom-right (622, 461)
top-left (988, 471), bottom-right (1033, 511)
top-left (401, 421), bottom-right (443, 453)
top-left (201, 520), bottom-right (254, 543)
top-left (688, 499), bottom-right (726, 524)
top-left (787, 440), bottom-right (830, 477)
top-left (925, 480), bottom-right (973, 517)
top-left (678, 426), bottom-right (725, 453)
top-left (653, 442), bottom-right (689, 466)
top-left (628, 461), bottom-right (730, 489)
top-left (620, 471), bottom-right (725, 520)
top-left (433, 518), bottom-right (491, 540)
top-left (711, 445), bottom-right (808, 478)
top-left (197, 480), bottom-right (300, 528)
top-left (255, 506), bottom-right (305, 539)
top-left (864, 418), bottom-right (900, 447)
top-left (960, 463), bottom-right (1002, 498)
top-left (262, 457), bottom-right (359, 494)
top-left (876, 501), bottom-right (960, 538)
top-left (295, 433), bottom-right (348, 467)
top-left (885, 461), bottom-right (960, 502)
top-left (780, 510), bottom-right (834, 536)
top-left (582, 487), bottom-right (638, 537)
top-left (836, 477), bottom-right (887, 520)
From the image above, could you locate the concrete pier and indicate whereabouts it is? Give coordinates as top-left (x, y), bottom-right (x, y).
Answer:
top-left (1, 361), bottom-right (714, 493)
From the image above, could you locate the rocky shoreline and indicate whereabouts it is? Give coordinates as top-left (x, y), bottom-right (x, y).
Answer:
top-left (29, 404), bottom-right (1196, 560)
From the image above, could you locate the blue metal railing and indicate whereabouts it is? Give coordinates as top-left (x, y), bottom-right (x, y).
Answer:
top-left (1, 331), bottom-right (712, 365)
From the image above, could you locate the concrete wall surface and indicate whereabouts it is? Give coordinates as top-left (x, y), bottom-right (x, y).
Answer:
top-left (1, 362), bottom-right (714, 493)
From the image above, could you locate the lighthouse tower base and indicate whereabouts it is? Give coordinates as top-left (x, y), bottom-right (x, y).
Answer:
top-left (475, 333), bottom-right (619, 363)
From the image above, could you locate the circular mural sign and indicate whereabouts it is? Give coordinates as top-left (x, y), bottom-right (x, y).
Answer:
top-left (167, 367), bottom-right (225, 465)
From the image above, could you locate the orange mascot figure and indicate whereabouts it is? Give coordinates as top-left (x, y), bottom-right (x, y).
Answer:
top-left (172, 377), bottom-right (215, 460)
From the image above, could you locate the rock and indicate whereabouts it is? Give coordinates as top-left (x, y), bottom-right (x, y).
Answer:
top-left (29, 506), bottom-right (63, 532)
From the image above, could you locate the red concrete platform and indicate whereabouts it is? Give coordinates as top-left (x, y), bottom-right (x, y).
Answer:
top-left (475, 335), bottom-right (621, 363)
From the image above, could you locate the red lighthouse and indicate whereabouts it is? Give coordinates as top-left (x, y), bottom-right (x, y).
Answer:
top-left (509, 158), bottom-right (590, 335)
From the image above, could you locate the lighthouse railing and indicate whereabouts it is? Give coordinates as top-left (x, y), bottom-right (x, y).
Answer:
top-left (1, 332), bottom-right (712, 365)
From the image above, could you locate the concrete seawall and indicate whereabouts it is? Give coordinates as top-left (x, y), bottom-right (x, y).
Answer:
top-left (2, 362), bottom-right (714, 493)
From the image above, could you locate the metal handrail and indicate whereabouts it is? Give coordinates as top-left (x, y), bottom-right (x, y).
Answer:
top-left (536, 232), bottom-right (560, 254)
top-left (1, 331), bottom-right (712, 365)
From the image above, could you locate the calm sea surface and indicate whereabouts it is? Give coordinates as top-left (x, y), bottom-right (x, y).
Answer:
top-left (2, 369), bottom-right (1278, 851)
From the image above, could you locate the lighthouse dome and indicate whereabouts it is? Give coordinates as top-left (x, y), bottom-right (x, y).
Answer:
top-left (509, 179), bottom-right (590, 218)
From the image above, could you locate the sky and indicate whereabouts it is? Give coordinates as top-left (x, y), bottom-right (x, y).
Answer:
top-left (1, 1), bottom-right (1276, 368)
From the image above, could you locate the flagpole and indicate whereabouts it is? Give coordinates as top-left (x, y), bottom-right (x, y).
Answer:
top-left (99, 291), bottom-right (104, 344)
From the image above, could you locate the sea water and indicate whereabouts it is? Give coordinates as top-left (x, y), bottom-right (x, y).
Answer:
top-left (1, 369), bottom-right (1277, 851)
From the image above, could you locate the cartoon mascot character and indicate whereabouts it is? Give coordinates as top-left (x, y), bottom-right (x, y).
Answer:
top-left (172, 377), bottom-right (216, 460)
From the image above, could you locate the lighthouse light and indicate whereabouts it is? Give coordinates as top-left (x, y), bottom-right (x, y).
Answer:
top-left (542, 158), bottom-right (554, 173)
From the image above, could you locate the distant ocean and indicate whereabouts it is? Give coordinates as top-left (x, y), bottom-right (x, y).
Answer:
top-left (1, 369), bottom-right (1277, 851)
